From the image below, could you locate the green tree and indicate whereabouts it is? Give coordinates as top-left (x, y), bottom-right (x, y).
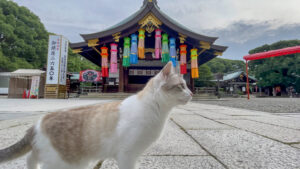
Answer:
top-left (0, 0), bottom-right (48, 71)
top-left (206, 58), bottom-right (245, 74)
top-left (194, 64), bottom-right (215, 87)
top-left (0, 0), bottom-right (99, 72)
top-left (248, 40), bottom-right (300, 92)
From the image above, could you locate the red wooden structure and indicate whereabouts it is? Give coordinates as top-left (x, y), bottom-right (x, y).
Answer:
top-left (243, 46), bottom-right (300, 99)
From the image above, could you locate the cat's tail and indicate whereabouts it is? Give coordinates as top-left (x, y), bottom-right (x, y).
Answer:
top-left (0, 126), bottom-right (35, 163)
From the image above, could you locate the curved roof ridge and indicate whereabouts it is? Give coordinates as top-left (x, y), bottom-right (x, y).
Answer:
top-left (81, 2), bottom-right (149, 40)
top-left (151, 3), bottom-right (217, 43)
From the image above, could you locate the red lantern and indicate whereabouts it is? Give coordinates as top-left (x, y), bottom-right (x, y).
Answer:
top-left (180, 45), bottom-right (187, 74)
top-left (101, 47), bottom-right (109, 77)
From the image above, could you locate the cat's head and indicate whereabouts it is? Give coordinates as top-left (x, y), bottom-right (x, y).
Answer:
top-left (153, 62), bottom-right (193, 105)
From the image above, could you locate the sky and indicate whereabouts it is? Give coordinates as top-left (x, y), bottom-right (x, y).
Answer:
top-left (12, 0), bottom-right (300, 60)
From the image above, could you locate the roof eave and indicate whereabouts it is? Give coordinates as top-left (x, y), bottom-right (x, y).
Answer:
top-left (80, 4), bottom-right (150, 41)
top-left (70, 42), bottom-right (88, 49)
top-left (211, 44), bottom-right (228, 52)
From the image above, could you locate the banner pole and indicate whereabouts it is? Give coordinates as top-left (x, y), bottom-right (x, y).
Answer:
top-left (246, 60), bottom-right (250, 100)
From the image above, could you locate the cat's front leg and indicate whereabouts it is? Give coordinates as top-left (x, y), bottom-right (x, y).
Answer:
top-left (116, 153), bottom-right (138, 169)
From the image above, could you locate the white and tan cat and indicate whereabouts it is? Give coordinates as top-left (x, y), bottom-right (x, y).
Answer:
top-left (0, 62), bottom-right (192, 169)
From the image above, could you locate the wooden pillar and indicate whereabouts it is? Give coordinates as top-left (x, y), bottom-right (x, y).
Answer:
top-left (118, 60), bottom-right (124, 92)
top-left (102, 78), bottom-right (107, 93)
top-left (187, 68), bottom-right (195, 93)
top-left (124, 68), bottom-right (129, 92)
top-left (190, 73), bottom-right (195, 93)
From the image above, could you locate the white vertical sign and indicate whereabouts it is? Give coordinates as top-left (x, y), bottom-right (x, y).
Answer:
top-left (46, 35), bottom-right (69, 85)
top-left (46, 35), bottom-right (61, 84)
top-left (59, 37), bottom-right (69, 85)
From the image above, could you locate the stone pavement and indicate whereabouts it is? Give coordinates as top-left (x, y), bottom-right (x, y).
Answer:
top-left (0, 99), bottom-right (299, 169)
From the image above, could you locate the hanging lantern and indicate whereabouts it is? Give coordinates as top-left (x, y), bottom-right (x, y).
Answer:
top-left (130, 34), bottom-right (138, 64)
top-left (110, 43), bottom-right (118, 73)
top-left (138, 28), bottom-right (145, 59)
top-left (191, 48), bottom-right (199, 78)
top-left (180, 44), bottom-right (187, 74)
top-left (155, 29), bottom-right (162, 59)
top-left (101, 46), bottom-right (109, 77)
top-left (169, 37), bottom-right (177, 67)
top-left (123, 37), bottom-right (131, 67)
top-left (161, 33), bottom-right (170, 63)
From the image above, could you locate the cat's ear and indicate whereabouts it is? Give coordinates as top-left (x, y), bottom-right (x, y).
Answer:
top-left (161, 61), bottom-right (173, 78)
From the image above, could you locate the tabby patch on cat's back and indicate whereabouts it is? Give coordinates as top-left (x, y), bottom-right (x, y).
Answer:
top-left (41, 101), bottom-right (121, 162)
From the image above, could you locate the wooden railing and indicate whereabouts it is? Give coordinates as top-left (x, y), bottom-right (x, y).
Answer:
top-left (194, 87), bottom-right (216, 95)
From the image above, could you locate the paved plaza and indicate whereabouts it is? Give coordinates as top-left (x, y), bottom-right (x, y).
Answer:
top-left (0, 98), bottom-right (299, 169)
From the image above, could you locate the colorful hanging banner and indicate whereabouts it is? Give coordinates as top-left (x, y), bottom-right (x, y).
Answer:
top-left (169, 37), bottom-right (177, 67)
top-left (155, 29), bottom-right (162, 59)
top-left (130, 34), bottom-right (138, 64)
top-left (161, 33), bottom-right (170, 62)
top-left (29, 76), bottom-right (40, 98)
top-left (79, 70), bottom-right (101, 82)
top-left (138, 28), bottom-right (145, 59)
top-left (180, 44), bottom-right (187, 74)
top-left (110, 43), bottom-right (118, 73)
top-left (123, 37), bottom-right (131, 67)
top-left (101, 47), bottom-right (109, 77)
top-left (191, 48), bottom-right (199, 78)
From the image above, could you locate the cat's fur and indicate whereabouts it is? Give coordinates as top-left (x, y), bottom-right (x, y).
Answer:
top-left (0, 62), bottom-right (192, 169)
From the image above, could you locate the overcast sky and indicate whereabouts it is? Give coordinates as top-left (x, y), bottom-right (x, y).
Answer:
top-left (12, 0), bottom-right (300, 60)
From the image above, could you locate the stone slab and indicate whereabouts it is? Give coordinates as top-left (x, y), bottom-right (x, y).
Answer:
top-left (0, 156), bottom-right (226, 169)
top-left (218, 119), bottom-right (300, 143)
top-left (291, 144), bottom-right (300, 149)
top-left (193, 111), bottom-right (248, 120)
top-left (0, 99), bottom-right (108, 112)
top-left (285, 114), bottom-right (300, 118)
top-left (0, 124), bottom-right (31, 169)
top-left (0, 112), bottom-right (45, 121)
top-left (0, 115), bottom-right (41, 130)
top-left (101, 156), bottom-right (225, 169)
top-left (171, 108), bottom-right (195, 115)
top-left (145, 121), bottom-right (207, 155)
top-left (186, 102), bottom-right (227, 110)
top-left (0, 123), bottom-right (33, 148)
top-left (171, 114), bottom-right (232, 130)
top-left (0, 157), bottom-right (27, 169)
top-left (188, 129), bottom-right (300, 169)
top-left (206, 108), bottom-right (270, 116)
top-left (244, 115), bottom-right (300, 130)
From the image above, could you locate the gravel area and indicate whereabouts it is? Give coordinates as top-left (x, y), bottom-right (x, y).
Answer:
top-left (196, 98), bottom-right (300, 113)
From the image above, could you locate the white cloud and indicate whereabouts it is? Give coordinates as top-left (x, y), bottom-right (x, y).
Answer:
top-left (13, 0), bottom-right (300, 41)
top-left (160, 0), bottom-right (300, 31)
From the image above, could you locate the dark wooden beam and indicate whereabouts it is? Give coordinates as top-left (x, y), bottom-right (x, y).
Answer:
top-left (119, 59), bottom-right (124, 92)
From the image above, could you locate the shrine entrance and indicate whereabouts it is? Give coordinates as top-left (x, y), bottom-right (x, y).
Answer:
top-left (70, 0), bottom-right (227, 93)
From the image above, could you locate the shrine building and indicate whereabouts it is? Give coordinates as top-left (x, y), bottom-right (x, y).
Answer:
top-left (70, 0), bottom-right (227, 93)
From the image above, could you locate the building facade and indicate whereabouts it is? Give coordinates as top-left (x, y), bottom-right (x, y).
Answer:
top-left (70, 0), bottom-right (227, 93)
